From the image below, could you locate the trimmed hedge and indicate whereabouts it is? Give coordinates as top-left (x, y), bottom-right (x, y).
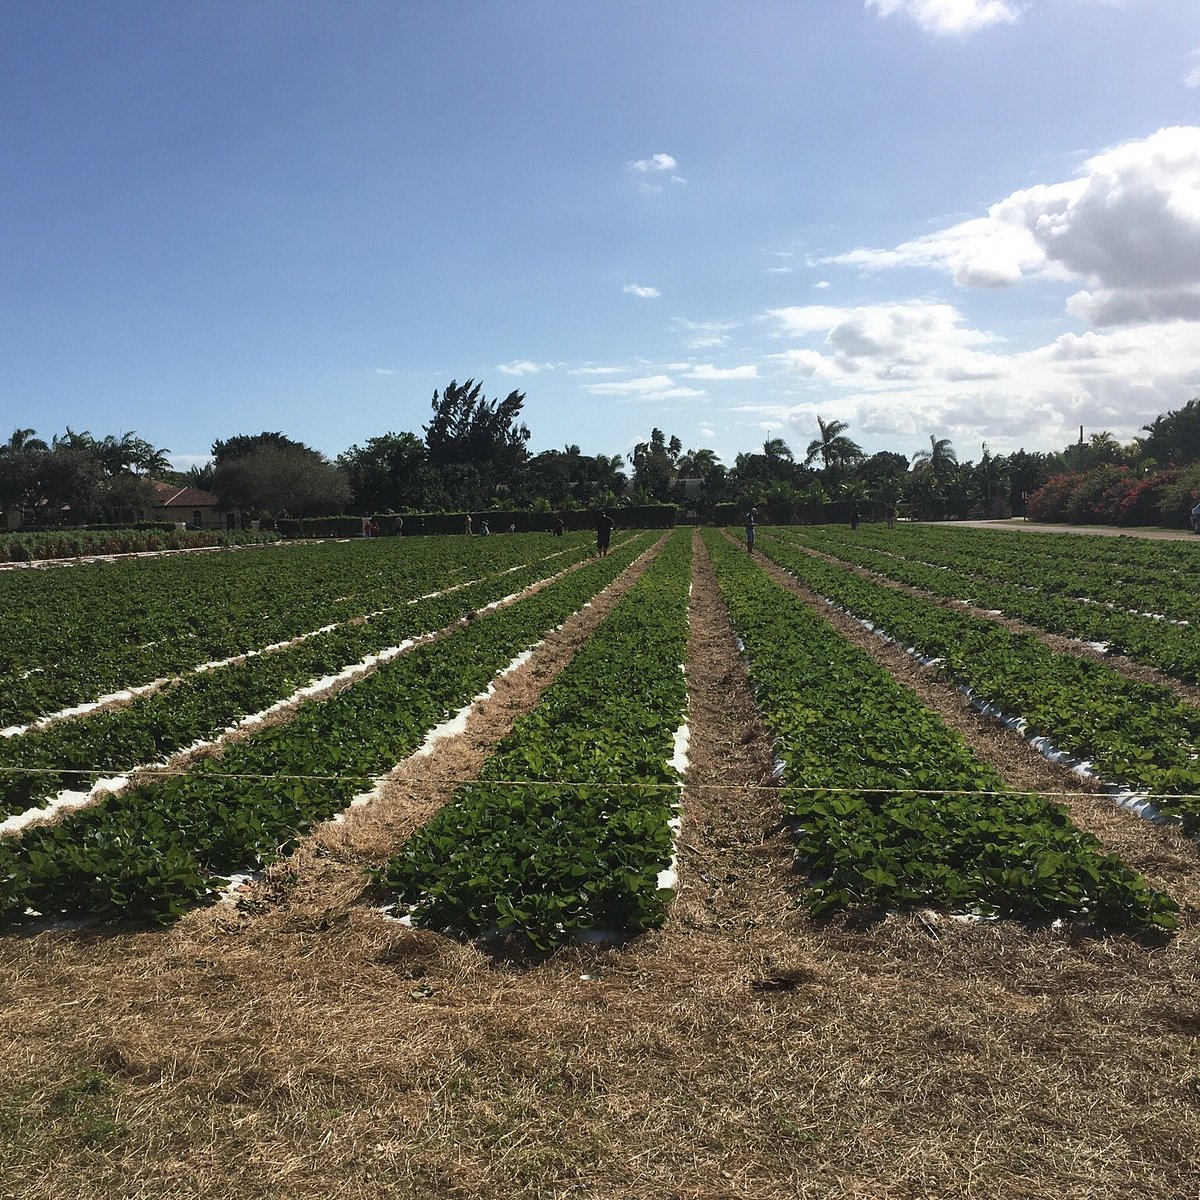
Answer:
top-left (277, 505), bottom-right (678, 539)
top-left (713, 500), bottom-right (879, 526)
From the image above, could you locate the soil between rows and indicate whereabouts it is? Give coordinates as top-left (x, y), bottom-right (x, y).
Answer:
top-left (1, 531), bottom-right (1198, 1200)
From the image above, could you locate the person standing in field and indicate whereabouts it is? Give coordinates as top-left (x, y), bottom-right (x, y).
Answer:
top-left (464, 513), bottom-right (473, 536)
top-left (595, 510), bottom-right (615, 557)
top-left (850, 504), bottom-right (861, 531)
top-left (745, 506), bottom-right (757, 553)
top-left (552, 516), bottom-right (565, 537)
top-left (884, 503), bottom-right (896, 529)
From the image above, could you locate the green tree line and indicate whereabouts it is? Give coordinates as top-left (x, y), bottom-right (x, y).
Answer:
top-left (4, 386), bottom-right (1199, 528)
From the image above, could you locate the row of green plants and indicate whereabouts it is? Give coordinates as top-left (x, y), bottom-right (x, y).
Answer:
top-left (0, 535), bottom-right (655, 926)
top-left (757, 532), bottom-right (1200, 824)
top-left (378, 531), bottom-right (693, 949)
top-left (792, 525), bottom-right (1200, 683)
top-left (705, 532), bottom-right (1175, 927)
top-left (843, 521), bottom-right (1200, 623)
top-left (0, 536), bottom-right (624, 822)
top-left (0, 527), bottom-right (281, 563)
top-left (0, 532), bottom-right (595, 730)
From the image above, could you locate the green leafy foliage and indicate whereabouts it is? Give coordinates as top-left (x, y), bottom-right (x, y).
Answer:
top-left (0, 534), bottom-right (656, 926)
top-left (380, 532), bottom-right (693, 948)
top-left (757, 530), bottom-right (1200, 830)
top-left (705, 530), bottom-right (1176, 930)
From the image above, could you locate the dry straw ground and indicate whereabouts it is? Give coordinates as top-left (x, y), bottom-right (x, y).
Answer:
top-left (2, 532), bottom-right (1199, 1200)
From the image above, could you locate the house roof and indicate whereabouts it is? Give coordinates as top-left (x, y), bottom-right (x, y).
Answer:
top-left (150, 480), bottom-right (221, 508)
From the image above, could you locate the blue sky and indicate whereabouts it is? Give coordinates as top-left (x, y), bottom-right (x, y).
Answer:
top-left (4, 1), bottom-right (1200, 471)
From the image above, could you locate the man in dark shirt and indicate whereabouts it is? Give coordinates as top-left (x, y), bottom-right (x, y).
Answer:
top-left (596, 510), bottom-right (615, 557)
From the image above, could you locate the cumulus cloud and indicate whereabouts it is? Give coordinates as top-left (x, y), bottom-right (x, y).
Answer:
top-left (628, 153), bottom-right (677, 174)
top-left (583, 374), bottom-right (706, 401)
top-left (1186, 50), bottom-right (1200, 88)
top-left (497, 360), bottom-right (552, 376)
top-left (865, 0), bottom-right (1020, 37)
top-left (752, 296), bottom-right (1200, 455)
top-left (674, 317), bottom-right (737, 349)
top-left (766, 300), bottom-right (1003, 388)
top-left (623, 283), bottom-right (661, 299)
top-left (768, 348), bottom-right (844, 381)
top-left (683, 364), bottom-right (759, 380)
top-left (827, 126), bottom-right (1200, 326)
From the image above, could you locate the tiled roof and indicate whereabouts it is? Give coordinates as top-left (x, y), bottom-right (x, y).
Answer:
top-left (150, 480), bottom-right (221, 508)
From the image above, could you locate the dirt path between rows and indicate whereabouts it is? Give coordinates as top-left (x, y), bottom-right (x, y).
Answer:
top-left (2, 531), bottom-right (1200, 1200)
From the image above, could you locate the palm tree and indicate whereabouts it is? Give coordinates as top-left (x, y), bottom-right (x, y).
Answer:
top-left (1, 428), bottom-right (49, 456)
top-left (909, 435), bottom-right (959, 521)
top-left (911, 435), bottom-right (957, 475)
top-left (803, 416), bottom-right (862, 495)
top-left (803, 416), bottom-right (861, 471)
top-left (762, 437), bottom-right (793, 464)
top-left (677, 447), bottom-right (720, 477)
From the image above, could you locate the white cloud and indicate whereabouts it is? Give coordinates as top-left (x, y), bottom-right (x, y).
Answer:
top-left (684, 363), bottom-right (759, 380)
top-left (569, 365), bottom-right (626, 376)
top-left (583, 374), bottom-right (706, 401)
top-left (670, 175), bottom-right (688, 186)
top-left (623, 283), bottom-right (661, 299)
top-left (765, 266), bottom-right (794, 275)
top-left (1186, 50), bottom-right (1200, 88)
top-left (168, 453), bottom-right (212, 471)
top-left (1066, 288), bottom-right (1200, 328)
top-left (750, 296), bottom-right (1200, 455)
top-left (373, 367), bottom-right (397, 375)
top-left (768, 348), bottom-right (844, 381)
top-left (674, 317), bottom-right (737, 349)
top-left (766, 300), bottom-right (1002, 387)
top-left (497, 360), bottom-right (552, 376)
top-left (813, 280), bottom-right (831, 289)
top-left (827, 126), bottom-right (1200, 326)
top-left (766, 305), bottom-right (854, 335)
top-left (865, 0), bottom-right (1020, 37)
top-left (628, 153), bottom-right (678, 174)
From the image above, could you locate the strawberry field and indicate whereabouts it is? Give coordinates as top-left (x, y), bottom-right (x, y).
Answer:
top-left (1, 523), bottom-right (1196, 940)
top-left (4, 524), bottom-right (1200, 1200)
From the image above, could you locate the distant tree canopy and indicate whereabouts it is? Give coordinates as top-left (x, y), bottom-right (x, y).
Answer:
top-left (7, 393), bottom-right (1199, 530)
top-left (0, 427), bottom-right (168, 523)
top-left (424, 379), bottom-right (530, 475)
top-left (338, 432), bottom-right (443, 513)
top-left (211, 431), bottom-right (307, 465)
top-left (1140, 398), bottom-right (1200, 467)
top-left (210, 435), bottom-right (350, 519)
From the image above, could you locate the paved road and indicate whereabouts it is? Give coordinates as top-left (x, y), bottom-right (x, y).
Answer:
top-left (915, 519), bottom-right (1199, 542)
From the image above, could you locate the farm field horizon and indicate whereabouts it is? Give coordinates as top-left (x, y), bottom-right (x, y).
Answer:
top-left (3, 524), bottom-right (1200, 1199)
